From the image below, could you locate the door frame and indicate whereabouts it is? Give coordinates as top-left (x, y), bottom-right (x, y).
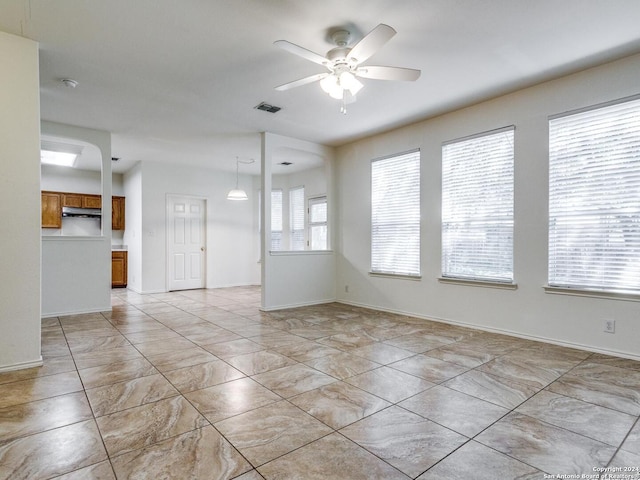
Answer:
top-left (166, 194), bottom-right (207, 292)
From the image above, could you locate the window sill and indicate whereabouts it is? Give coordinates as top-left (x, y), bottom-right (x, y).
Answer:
top-left (369, 272), bottom-right (422, 281)
top-left (438, 277), bottom-right (517, 290)
top-left (543, 286), bottom-right (640, 302)
top-left (269, 250), bottom-right (333, 256)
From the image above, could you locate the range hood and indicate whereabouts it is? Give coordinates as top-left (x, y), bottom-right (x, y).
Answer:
top-left (62, 206), bottom-right (102, 218)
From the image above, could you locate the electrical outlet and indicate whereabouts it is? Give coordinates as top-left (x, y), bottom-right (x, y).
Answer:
top-left (604, 319), bottom-right (615, 334)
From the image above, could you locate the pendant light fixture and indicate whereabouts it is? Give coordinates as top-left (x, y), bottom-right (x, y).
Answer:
top-left (227, 157), bottom-right (254, 201)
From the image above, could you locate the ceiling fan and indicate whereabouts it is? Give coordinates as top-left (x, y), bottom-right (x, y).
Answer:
top-left (274, 24), bottom-right (421, 113)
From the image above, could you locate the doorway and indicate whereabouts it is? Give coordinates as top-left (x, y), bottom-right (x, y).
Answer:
top-left (167, 195), bottom-right (206, 291)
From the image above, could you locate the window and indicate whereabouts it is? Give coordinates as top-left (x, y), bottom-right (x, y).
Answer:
top-left (309, 196), bottom-right (328, 250)
top-left (371, 150), bottom-right (420, 277)
top-left (271, 189), bottom-right (283, 251)
top-left (289, 186), bottom-right (305, 250)
top-left (442, 127), bottom-right (515, 282)
top-left (548, 97), bottom-right (640, 294)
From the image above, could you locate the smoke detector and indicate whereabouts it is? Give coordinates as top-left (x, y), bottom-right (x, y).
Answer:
top-left (61, 78), bottom-right (78, 88)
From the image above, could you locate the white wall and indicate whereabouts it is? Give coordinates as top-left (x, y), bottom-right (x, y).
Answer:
top-left (135, 161), bottom-right (260, 293)
top-left (123, 163), bottom-right (143, 291)
top-left (261, 133), bottom-right (336, 310)
top-left (336, 53), bottom-right (640, 359)
top-left (0, 32), bottom-right (42, 371)
top-left (40, 122), bottom-right (112, 317)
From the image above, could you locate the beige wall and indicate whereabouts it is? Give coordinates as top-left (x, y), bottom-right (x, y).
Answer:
top-left (336, 53), bottom-right (640, 359)
top-left (0, 31), bottom-right (42, 371)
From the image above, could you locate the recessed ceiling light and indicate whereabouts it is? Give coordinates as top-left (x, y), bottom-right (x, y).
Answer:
top-left (41, 150), bottom-right (77, 167)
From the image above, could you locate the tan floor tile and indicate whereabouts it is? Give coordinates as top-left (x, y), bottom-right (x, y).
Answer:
top-left (185, 378), bottom-right (281, 423)
top-left (290, 381), bottom-right (391, 429)
top-left (0, 371), bottom-right (83, 409)
top-left (424, 342), bottom-right (497, 368)
top-left (133, 337), bottom-right (198, 356)
top-left (252, 364), bottom-right (336, 398)
top-left (67, 334), bottom-right (130, 354)
top-left (345, 366), bottom-right (435, 403)
top-left (202, 338), bottom-right (266, 358)
top-left (349, 343), bottom-right (414, 364)
top-left (384, 333), bottom-right (452, 353)
top-left (547, 363), bottom-right (640, 415)
top-left (478, 353), bottom-right (576, 389)
top-left (53, 461), bottom-right (116, 480)
top-left (417, 440), bottom-right (542, 480)
top-left (146, 346), bottom-right (218, 372)
top-left (399, 385), bottom-right (509, 437)
top-left (215, 400), bottom-right (333, 466)
top-left (341, 406), bottom-right (467, 477)
top-left (226, 350), bottom-right (298, 376)
top-left (0, 392), bottom-right (92, 443)
top-left (258, 432), bottom-right (409, 480)
top-left (303, 352), bottom-right (380, 380)
top-left (476, 412), bottom-right (616, 475)
top-left (122, 328), bottom-right (183, 344)
top-left (0, 420), bottom-right (107, 480)
top-left (86, 373), bottom-right (179, 416)
top-left (274, 341), bottom-right (342, 362)
top-left (444, 369), bottom-right (540, 409)
top-left (390, 354), bottom-right (469, 383)
top-left (78, 357), bottom-right (158, 389)
top-left (0, 355), bottom-right (76, 385)
top-left (163, 360), bottom-right (245, 393)
top-left (71, 345), bottom-right (143, 370)
top-left (516, 390), bottom-right (637, 446)
top-left (111, 426), bottom-right (251, 479)
top-left (317, 332), bottom-right (376, 351)
top-left (621, 421), bottom-right (640, 455)
top-left (96, 396), bottom-right (208, 457)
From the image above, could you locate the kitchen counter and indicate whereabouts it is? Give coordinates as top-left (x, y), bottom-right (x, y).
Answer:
top-left (111, 244), bottom-right (128, 251)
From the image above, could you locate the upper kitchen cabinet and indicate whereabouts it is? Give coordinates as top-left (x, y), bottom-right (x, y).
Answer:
top-left (112, 196), bottom-right (125, 230)
top-left (62, 193), bottom-right (101, 209)
top-left (41, 191), bottom-right (61, 228)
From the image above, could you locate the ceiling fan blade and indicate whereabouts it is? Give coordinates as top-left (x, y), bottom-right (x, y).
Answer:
top-left (356, 65), bottom-right (421, 81)
top-left (274, 40), bottom-right (328, 66)
top-left (348, 24), bottom-right (396, 64)
top-left (275, 73), bottom-right (329, 91)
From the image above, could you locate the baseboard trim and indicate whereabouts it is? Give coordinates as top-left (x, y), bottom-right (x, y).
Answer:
top-left (0, 357), bottom-right (44, 373)
top-left (337, 299), bottom-right (640, 362)
top-left (260, 298), bottom-right (336, 312)
top-left (41, 305), bottom-right (112, 319)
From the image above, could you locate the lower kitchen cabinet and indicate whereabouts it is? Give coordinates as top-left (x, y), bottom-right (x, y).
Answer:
top-left (111, 251), bottom-right (128, 288)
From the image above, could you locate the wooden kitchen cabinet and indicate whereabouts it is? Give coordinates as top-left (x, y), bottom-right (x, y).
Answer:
top-left (111, 251), bottom-right (128, 287)
top-left (112, 196), bottom-right (125, 230)
top-left (41, 191), bottom-right (62, 228)
top-left (82, 194), bottom-right (102, 208)
top-left (62, 193), bottom-right (83, 208)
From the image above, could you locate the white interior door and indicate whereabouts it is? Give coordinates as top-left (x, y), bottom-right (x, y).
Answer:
top-left (167, 195), bottom-right (206, 291)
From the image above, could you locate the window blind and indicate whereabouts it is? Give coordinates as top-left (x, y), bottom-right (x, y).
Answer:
top-left (442, 127), bottom-right (514, 282)
top-left (271, 189), bottom-right (283, 251)
top-left (371, 150), bottom-right (421, 276)
top-left (309, 196), bottom-right (328, 250)
top-left (289, 186), bottom-right (305, 250)
top-left (549, 97), bottom-right (640, 293)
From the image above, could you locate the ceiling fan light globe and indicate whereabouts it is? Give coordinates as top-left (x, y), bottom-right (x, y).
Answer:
top-left (329, 86), bottom-right (344, 99)
top-left (320, 75), bottom-right (338, 94)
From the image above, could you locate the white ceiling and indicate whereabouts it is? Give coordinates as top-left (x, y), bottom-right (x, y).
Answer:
top-left (2, 0), bottom-right (640, 174)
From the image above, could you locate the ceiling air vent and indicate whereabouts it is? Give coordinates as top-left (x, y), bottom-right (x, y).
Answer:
top-left (255, 102), bottom-right (281, 113)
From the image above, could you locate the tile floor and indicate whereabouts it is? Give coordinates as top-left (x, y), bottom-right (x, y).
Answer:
top-left (1, 286), bottom-right (639, 479)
